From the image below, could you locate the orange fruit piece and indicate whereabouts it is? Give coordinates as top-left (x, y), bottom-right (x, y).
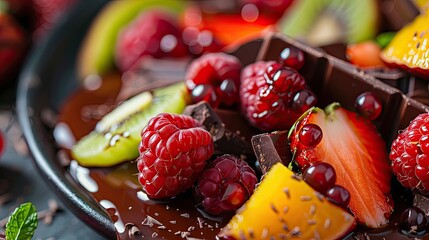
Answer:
top-left (381, 12), bottom-right (429, 77)
top-left (218, 163), bottom-right (355, 240)
top-left (346, 41), bottom-right (386, 68)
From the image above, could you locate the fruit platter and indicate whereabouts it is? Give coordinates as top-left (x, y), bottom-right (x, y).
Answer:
top-left (16, 0), bottom-right (429, 239)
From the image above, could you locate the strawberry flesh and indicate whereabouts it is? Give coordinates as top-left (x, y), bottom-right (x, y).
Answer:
top-left (289, 103), bottom-right (393, 228)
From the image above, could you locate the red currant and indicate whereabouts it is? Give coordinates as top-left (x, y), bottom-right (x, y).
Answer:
top-left (326, 185), bottom-right (350, 208)
top-left (191, 84), bottom-right (220, 108)
top-left (299, 124), bottom-right (323, 148)
top-left (218, 79), bottom-right (239, 106)
top-left (292, 89), bottom-right (317, 113)
top-left (400, 207), bottom-right (428, 235)
top-left (279, 47), bottom-right (305, 70)
top-left (355, 92), bottom-right (382, 121)
top-left (271, 67), bottom-right (304, 93)
top-left (303, 162), bottom-right (336, 194)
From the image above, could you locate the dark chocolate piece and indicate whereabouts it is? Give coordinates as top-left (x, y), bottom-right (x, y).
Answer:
top-left (413, 193), bottom-right (429, 215)
top-left (251, 131), bottom-right (291, 174)
top-left (117, 58), bottom-right (190, 103)
top-left (183, 102), bottom-right (254, 160)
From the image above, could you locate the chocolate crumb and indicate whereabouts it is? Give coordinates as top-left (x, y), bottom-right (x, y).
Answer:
top-left (188, 226), bottom-right (195, 231)
top-left (309, 205), bottom-right (316, 215)
top-left (282, 223), bottom-right (289, 232)
top-left (307, 219), bottom-right (317, 225)
top-left (290, 226), bottom-right (301, 236)
top-left (290, 174), bottom-right (301, 181)
top-left (180, 231), bottom-right (190, 238)
top-left (180, 213), bottom-right (190, 218)
top-left (300, 196), bottom-right (312, 201)
top-left (261, 228), bottom-right (269, 239)
top-left (283, 188), bottom-right (290, 199)
top-left (279, 233), bottom-right (288, 239)
top-left (314, 192), bottom-right (324, 202)
top-left (324, 218), bottom-right (331, 229)
top-left (314, 230), bottom-right (320, 240)
top-left (170, 221), bottom-right (177, 224)
top-left (142, 215), bottom-right (163, 227)
top-left (197, 217), bottom-right (204, 228)
top-left (271, 203), bottom-right (279, 214)
top-left (249, 229), bottom-right (255, 238)
top-left (283, 206), bottom-right (289, 214)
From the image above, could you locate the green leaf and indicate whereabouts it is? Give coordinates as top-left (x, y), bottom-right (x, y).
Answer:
top-left (5, 203), bottom-right (38, 240)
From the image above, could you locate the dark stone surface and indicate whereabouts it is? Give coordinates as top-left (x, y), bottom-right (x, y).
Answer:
top-left (0, 110), bottom-right (104, 239)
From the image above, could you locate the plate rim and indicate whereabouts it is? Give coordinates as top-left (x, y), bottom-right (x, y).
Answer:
top-left (16, 0), bottom-right (116, 238)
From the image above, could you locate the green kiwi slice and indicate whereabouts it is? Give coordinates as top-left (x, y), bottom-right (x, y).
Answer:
top-left (71, 83), bottom-right (188, 167)
top-left (279, 0), bottom-right (378, 46)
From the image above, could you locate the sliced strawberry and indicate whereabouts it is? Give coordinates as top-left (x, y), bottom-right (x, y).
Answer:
top-left (289, 102), bottom-right (392, 228)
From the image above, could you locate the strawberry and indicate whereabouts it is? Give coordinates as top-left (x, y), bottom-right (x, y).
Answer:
top-left (289, 102), bottom-right (393, 228)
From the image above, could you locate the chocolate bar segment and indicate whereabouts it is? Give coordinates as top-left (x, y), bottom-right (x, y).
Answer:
top-left (251, 131), bottom-right (291, 174)
top-left (183, 102), bottom-right (255, 160)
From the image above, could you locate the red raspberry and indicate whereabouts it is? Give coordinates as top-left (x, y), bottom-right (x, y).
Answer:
top-left (185, 53), bottom-right (242, 108)
top-left (195, 154), bottom-right (258, 216)
top-left (390, 113), bottom-right (429, 195)
top-left (116, 11), bottom-right (188, 72)
top-left (240, 61), bottom-right (316, 131)
top-left (137, 113), bottom-right (214, 199)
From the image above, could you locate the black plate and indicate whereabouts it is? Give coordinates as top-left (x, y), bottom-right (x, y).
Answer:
top-left (16, 0), bottom-right (116, 238)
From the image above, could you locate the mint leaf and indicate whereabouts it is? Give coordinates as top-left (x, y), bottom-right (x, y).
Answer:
top-left (5, 203), bottom-right (38, 240)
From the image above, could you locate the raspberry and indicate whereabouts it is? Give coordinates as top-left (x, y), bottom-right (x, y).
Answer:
top-left (195, 154), bottom-right (258, 215)
top-left (185, 53), bottom-right (242, 108)
top-left (240, 61), bottom-right (316, 131)
top-left (116, 11), bottom-right (188, 72)
top-left (137, 113), bottom-right (214, 199)
top-left (390, 113), bottom-right (429, 195)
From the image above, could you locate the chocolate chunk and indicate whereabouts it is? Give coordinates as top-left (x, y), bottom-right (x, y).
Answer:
top-left (183, 102), bottom-right (254, 160)
top-left (117, 58), bottom-right (189, 103)
top-left (251, 131), bottom-right (291, 174)
top-left (413, 193), bottom-right (429, 215)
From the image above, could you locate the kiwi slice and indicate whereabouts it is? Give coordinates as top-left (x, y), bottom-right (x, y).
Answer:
top-left (279, 0), bottom-right (378, 46)
top-left (72, 83), bottom-right (189, 167)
